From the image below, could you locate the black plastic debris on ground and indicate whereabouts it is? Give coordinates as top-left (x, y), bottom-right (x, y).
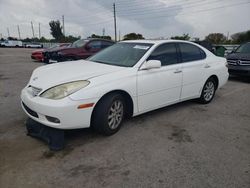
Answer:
top-left (26, 118), bottom-right (65, 151)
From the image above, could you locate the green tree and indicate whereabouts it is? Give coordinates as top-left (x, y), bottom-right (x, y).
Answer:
top-left (171, 34), bottom-right (190, 40)
top-left (49, 20), bottom-right (64, 41)
top-left (205, 33), bottom-right (226, 44)
top-left (88, 34), bottom-right (112, 40)
top-left (123, 33), bottom-right (144, 40)
top-left (231, 30), bottom-right (250, 43)
top-left (62, 35), bottom-right (81, 43)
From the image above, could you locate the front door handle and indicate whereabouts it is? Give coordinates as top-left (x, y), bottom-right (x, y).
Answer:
top-left (174, 70), bottom-right (182, 73)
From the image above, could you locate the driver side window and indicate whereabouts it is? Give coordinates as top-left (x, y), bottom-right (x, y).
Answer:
top-left (147, 43), bottom-right (179, 66)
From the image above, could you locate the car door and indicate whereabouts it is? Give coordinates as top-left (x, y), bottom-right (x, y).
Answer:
top-left (178, 43), bottom-right (208, 100)
top-left (137, 43), bottom-right (183, 113)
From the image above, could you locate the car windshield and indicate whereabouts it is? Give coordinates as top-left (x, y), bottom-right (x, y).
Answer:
top-left (71, 39), bottom-right (89, 48)
top-left (88, 42), bottom-right (153, 67)
top-left (235, 43), bottom-right (250, 53)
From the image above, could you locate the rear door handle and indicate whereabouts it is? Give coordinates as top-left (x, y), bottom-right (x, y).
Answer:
top-left (174, 70), bottom-right (182, 73)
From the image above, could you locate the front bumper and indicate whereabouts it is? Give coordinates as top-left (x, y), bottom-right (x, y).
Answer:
top-left (31, 55), bottom-right (43, 62)
top-left (228, 65), bottom-right (250, 77)
top-left (21, 88), bottom-right (98, 129)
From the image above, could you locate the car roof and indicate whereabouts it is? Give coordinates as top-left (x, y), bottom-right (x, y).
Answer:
top-left (120, 39), bottom-right (197, 45)
top-left (87, 38), bottom-right (114, 42)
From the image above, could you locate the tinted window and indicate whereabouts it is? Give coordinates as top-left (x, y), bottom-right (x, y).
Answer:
top-left (101, 41), bottom-right (114, 48)
top-left (179, 43), bottom-right (206, 62)
top-left (71, 39), bottom-right (89, 48)
top-left (235, 43), bottom-right (250, 53)
top-left (147, 43), bottom-right (178, 66)
top-left (88, 41), bottom-right (102, 49)
top-left (89, 43), bottom-right (153, 67)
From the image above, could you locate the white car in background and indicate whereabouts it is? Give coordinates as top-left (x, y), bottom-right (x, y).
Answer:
top-left (21, 40), bottom-right (228, 135)
top-left (0, 40), bottom-right (22, 47)
top-left (25, 42), bottom-right (43, 48)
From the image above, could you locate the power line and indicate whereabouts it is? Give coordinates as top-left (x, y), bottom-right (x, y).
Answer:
top-left (116, 0), bottom-right (231, 16)
top-left (125, 1), bottom-right (250, 21)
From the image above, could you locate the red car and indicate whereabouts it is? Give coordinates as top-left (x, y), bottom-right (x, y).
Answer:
top-left (31, 43), bottom-right (70, 62)
top-left (43, 38), bottom-right (115, 63)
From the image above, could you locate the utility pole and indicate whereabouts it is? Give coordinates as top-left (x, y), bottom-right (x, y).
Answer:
top-left (113, 3), bottom-right (117, 42)
top-left (119, 30), bottom-right (121, 41)
top-left (39, 23), bottom-right (41, 38)
top-left (102, 28), bottom-right (105, 37)
top-left (7, 28), bottom-right (10, 38)
top-left (17, 25), bottom-right (21, 39)
top-left (31, 21), bottom-right (35, 38)
top-left (62, 15), bottom-right (65, 36)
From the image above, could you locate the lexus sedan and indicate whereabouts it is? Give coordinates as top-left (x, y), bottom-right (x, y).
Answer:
top-left (21, 40), bottom-right (228, 135)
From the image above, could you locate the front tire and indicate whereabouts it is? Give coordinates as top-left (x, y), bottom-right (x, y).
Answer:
top-left (92, 94), bottom-right (125, 136)
top-left (198, 78), bottom-right (216, 104)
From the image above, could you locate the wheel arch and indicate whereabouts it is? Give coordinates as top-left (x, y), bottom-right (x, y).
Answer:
top-left (91, 89), bottom-right (134, 123)
top-left (207, 75), bottom-right (219, 90)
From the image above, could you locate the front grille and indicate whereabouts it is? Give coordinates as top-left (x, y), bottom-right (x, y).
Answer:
top-left (22, 102), bottom-right (38, 118)
top-left (30, 86), bottom-right (42, 96)
top-left (227, 59), bottom-right (250, 66)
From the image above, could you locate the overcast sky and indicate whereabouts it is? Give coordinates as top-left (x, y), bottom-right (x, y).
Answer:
top-left (0, 0), bottom-right (249, 40)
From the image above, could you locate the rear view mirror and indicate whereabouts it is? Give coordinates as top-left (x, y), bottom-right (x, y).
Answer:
top-left (140, 60), bottom-right (161, 70)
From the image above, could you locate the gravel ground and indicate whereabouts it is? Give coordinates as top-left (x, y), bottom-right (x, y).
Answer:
top-left (0, 48), bottom-right (250, 188)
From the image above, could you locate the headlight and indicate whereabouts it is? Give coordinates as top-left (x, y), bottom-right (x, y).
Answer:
top-left (40, 80), bottom-right (89, 100)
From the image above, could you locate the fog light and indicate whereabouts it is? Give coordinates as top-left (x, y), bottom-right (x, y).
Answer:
top-left (46, 116), bottom-right (60, 123)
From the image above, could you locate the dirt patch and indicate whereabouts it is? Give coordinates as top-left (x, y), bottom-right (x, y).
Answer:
top-left (168, 126), bottom-right (193, 143)
top-left (0, 74), bottom-right (10, 80)
top-left (41, 146), bottom-right (74, 159)
top-left (68, 164), bottom-right (121, 177)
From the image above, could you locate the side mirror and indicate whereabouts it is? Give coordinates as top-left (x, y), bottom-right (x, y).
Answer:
top-left (140, 60), bottom-right (161, 70)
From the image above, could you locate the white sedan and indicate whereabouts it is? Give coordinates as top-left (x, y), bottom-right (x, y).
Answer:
top-left (21, 40), bottom-right (228, 135)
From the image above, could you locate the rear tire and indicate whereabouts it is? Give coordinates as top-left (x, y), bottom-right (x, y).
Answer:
top-left (198, 78), bottom-right (216, 104)
top-left (92, 93), bottom-right (125, 136)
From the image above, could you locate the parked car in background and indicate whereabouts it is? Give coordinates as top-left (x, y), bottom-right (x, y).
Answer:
top-left (25, 42), bottom-right (43, 48)
top-left (0, 40), bottom-right (22, 47)
top-left (21, 40), bottom-right (228, 136)
top-left (31, 43), bottom-right (70, 62)
top-left (227, 42), bottom-right (250, 77)
top-left (43, 38), bottom-right (115, 63)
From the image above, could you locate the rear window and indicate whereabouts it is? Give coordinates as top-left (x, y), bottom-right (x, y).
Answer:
top-left (179, 43), bottom-right (206, 62)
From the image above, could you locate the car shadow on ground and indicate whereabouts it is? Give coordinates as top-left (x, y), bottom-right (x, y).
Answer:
top-left (229, 75), bottom-right (250, 83)
top-left (61, 100), bottom-right (196, 148)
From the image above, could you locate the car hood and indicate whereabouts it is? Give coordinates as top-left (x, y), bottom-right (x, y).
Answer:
top-left (29, 60), bottom-right (125, 89)
top-left (227, 53), bottom-right (250, 60)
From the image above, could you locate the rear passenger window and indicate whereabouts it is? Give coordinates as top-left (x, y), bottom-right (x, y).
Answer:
top-left (179, 43), bottom-right (206, 62)
top-left (147, 43), bottom-right (178, 66)
top-left (88, 41), bottom-right (102, 49)
top-left (101, 41), bottom-right (114, 49)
